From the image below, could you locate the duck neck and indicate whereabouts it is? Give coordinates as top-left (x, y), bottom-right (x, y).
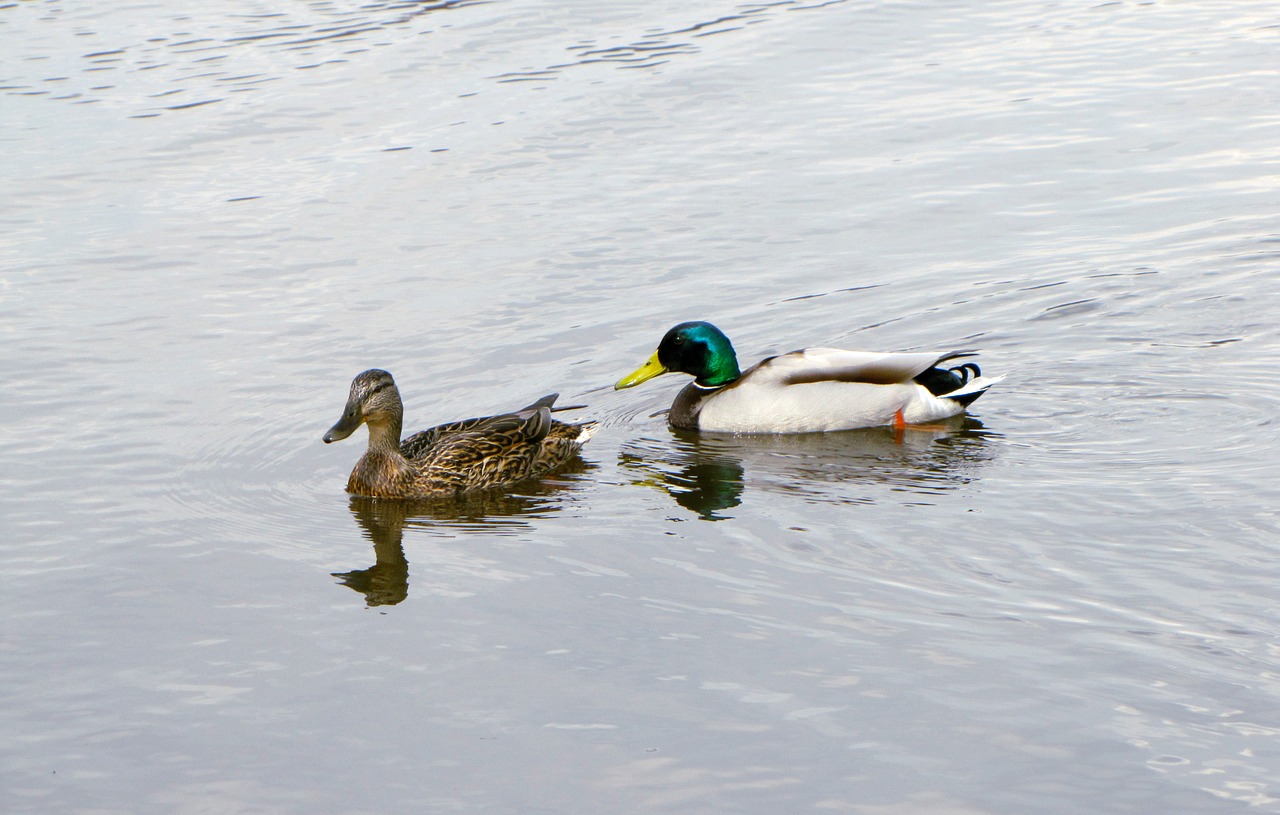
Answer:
top-left (364, 415), bottom-right (404, 458)
top-left (349, 415), bottom-right (411, 497)
top-left (696, 356), bottom-right (740, 388)
top-left (689, 329), bottom-right (741, 388)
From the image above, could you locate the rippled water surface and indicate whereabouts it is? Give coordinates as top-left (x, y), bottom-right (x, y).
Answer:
top-left (4, 1), bottom-right (1279, 812)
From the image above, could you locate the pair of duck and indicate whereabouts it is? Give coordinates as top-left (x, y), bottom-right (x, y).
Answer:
top-left (324, 321), bottom-right (1004, 499)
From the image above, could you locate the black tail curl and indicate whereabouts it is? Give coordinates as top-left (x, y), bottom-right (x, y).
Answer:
top-left (913, 361), bottom-right (983, 398)
top-left (950, 362), bottom-right (982, 383)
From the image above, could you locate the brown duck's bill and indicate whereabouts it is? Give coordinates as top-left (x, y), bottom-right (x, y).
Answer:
top-left (615, 351), bottom-right (668, 389)
top-left (323, 407), bottom-right (363, 443)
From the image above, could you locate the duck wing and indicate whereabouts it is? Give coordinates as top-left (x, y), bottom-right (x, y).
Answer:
top-left (412, 402), bottom-right (554, 493)
top-left (751, 348), bottom-right (976, 386)
top-left (400, 394), bottom-right (560, 460)
top-left (400, 418), bottom-right (484, 459)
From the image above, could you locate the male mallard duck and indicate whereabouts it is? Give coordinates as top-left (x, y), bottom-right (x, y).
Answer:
top-left (324, 369), bottom-right (597, 498)
top-left (614, 321), bottom-right (1003, 433)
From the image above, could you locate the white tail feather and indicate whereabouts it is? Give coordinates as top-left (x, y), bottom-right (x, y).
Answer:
top-left (944, 374), bottom-right (1005, 400)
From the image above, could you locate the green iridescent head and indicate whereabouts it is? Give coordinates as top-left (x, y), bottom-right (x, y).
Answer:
top-left (615, 321), bottom-right (742, 390)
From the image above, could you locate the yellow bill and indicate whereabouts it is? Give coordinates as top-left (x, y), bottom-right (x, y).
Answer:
top-left (615, 351), bottom-right (668, 389)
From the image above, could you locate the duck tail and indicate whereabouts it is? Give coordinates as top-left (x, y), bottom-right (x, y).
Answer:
top-left (573, 421), bottom-right (600, 445)
top-left (941, 374), bottom-right (1005, 407)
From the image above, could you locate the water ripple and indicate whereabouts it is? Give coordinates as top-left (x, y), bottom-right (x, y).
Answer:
top-left (4, 0), bottom-right (849, 116)
top-left (501, 1), bottom-right (847, 81)
top-left (3, 0), bottom-right (485, 116)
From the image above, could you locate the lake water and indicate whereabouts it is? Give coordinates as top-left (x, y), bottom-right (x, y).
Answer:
top-left (3, 0), bottom-right (1279, 812)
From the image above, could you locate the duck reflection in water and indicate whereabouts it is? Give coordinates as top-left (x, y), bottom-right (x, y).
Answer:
top-left (333, 497), bottom-right (413, 607)
top-left (332, 462), bottom-right (592, 607)
top-left (619, 439), bottom-right (745, 521)
top-left (619, 417), bottom-right (998, 519)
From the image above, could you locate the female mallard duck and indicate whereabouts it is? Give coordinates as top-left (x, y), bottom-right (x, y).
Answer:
top-left (615, 321), bottom-right (1003, 433)
top-left (324, 369), bottom-right (597, 498)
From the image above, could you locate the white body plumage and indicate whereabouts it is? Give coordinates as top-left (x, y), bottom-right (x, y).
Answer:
top-left (689, 348), bottom-right (1004, 434)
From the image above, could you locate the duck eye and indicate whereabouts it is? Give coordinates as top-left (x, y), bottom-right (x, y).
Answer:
top-left (673, 335), bottom-right (684, 345)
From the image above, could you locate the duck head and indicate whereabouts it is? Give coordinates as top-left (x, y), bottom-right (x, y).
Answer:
top-left (324, 369), bottom-right (403, 445)
top-left (615, 321), bottom-right (742, 390)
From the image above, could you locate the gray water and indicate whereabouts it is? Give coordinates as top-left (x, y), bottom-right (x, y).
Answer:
top-left (3, 0), bottom-right (1279, 812)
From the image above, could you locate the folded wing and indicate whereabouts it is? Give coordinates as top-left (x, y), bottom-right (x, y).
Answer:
top-left (755, 348), bottom-right (977, 386)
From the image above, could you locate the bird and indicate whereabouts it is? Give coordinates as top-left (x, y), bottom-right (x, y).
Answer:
top-left (324, 369), bottom-right (597, 498)
top-left (614, 321), bottom-right (1002, 433)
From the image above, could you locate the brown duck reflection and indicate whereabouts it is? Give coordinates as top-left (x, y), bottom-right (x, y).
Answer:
top-left (333, 461), bottom-right (592, 607)
top-left (618, 417), bottom-right (998, 520)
